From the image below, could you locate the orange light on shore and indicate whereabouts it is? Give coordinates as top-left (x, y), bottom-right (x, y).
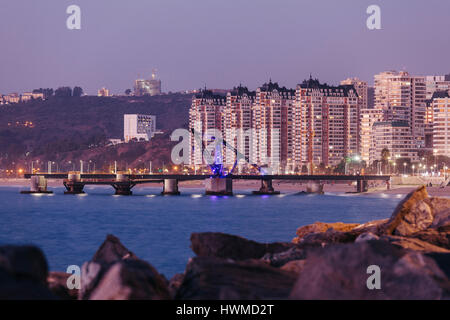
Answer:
top-left (18, 169), bottom-right (23, 174)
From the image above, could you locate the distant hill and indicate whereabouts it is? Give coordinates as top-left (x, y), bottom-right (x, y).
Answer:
top-left (0, 94), bottom-right (192, 170)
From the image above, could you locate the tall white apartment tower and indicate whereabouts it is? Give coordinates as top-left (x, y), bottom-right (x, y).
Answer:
top-left (223, 87), bottom-right (254, 170)
top-left (432, 91), bottom-right (450, 157)
top-left (374, 71), bottom-right (426, 148)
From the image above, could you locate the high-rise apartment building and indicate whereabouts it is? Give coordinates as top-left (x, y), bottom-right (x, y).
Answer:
top-left (374, 71), bottom-right (426, 148)
top-left (295, 78), bottom-right (360, 168)
top-left (360, 108), bottom-right (383, 163)
top-left (189, 91), bottom-right (226, 165)
top-left (252, 82), bottom-right (295, 172)
top-left (432, 91), bottom-right (450, 157)
top-left (341, 78), bottom-right (368, 110)
top-left (425, 75), bottom-right (450, 99)
top-left (188, 78), bottom-right (364, 172)
top-left (371, 121), bottom-right (419, 164)
top-left (222, 87), bottom-right (254, 170)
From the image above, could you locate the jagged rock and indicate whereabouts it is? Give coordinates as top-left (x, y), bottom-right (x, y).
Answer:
top-left (356, 232), bottom-right (380, 242)
top-left (0, 268), bottom-right (56, 300)
top-left (176, 257), bottom-right (298, 300)
top-left (352, 219), bottom-right (389, 235)
top-left (301, 228), bottom-right (360, 246)
top-left (79, 261), bottom-right (102, 299)
top-left (0, 245), bottom-right (56, 299)
top-left (91, 234), bottom-right (138, 265)
top-left (289, 241), bottom-right (449, 299)
top-left (262, 246), bottom-right (309, 267)
top-left (280, 260), bottom-right (306, 274)
top-left (0, 245), bottom-right (49, 284)
top-left (383, 186), bottom-right (431, 236)
top-left (428, 197), bottom-right (450, 230)
top-left (168, 273), bottom-right (184, 298)
top-left (411, 229), bottom-right (450, 250)
top-left (380, 235), bottom-right (450, 253)
top-left (411, 229), bottom-right (450, 249)
top-left (292, 222), bottom-right (360, 244)
top-left (47, 271), bottom-right (78, 300)
top-left (79, 234), bottom-right (138, 299)
top-left (89, 259), bottom-right (171, 300)
top-left (191, 232), bottom-right (294, 261)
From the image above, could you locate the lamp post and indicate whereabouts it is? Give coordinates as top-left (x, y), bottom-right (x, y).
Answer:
top-left (433, 149), bottom-right (437, 172)
top-left (412, 165), bottom-right (415, 176)
top-left (403, 162), bottom-right (407, 175)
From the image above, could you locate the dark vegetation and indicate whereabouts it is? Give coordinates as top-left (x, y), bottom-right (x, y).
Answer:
top-left (0, 93), bottom-right (192, 170)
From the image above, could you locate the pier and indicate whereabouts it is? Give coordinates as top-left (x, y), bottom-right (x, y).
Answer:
top-left (21, 173), bottom-right (391, 196)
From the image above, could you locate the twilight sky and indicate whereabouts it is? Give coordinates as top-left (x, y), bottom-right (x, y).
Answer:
top-left (0, 0), bottom-right (449, 95)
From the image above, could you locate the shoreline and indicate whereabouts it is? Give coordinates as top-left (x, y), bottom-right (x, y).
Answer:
top-left (1, 178), bottom-right (448, 196)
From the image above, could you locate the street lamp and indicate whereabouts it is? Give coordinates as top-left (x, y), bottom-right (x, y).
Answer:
top-left (403, 162), bottom-right (407, 175)
top-left (433, 149), bottom-right (437, 172)
top-left (412, 165), bottom-right (415, 176)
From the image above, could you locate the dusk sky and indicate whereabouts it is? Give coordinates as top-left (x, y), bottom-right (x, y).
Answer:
top-left (1, 0), bottom-right (449, 95)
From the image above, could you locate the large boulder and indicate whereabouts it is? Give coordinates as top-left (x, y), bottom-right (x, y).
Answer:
top-left (409, 229), bottom-right (450, 250)
top-left (79, 234), bottom-right (138, 299)
top-left (380, 235), bottom-right (450, 253)
top-left (0, 245), bottom-right (49, 284)
top-left (176, 257), bottom-right (298, 300)
top-left (168, 273), bottom-right (184, 298)
top-left (91, 234), bottom-right (138, 265)
top-left (383, 186), bottom-right (432, 236)
top-left (428, 197), bottom-right (450, 230)
top-left (289, 241), bottom-right (449, 300)
top-left (262, 246), bottom-right (309, 267)
top-left (191, 232), bottom-right (294, 261)
top-left (47, 271), bottom-right (78, 300)
top-left (0, 245), bottom-right (55, 299)
top-left (293, 222), bottom-right (360, 244)
top-left (89, 259), bottom-right (171, 300)
top-left (301, 228), bottom-right (360, 246)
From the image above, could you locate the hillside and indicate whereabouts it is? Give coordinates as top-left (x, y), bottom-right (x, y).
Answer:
top-left (0, 94), bottom-right (192, 171)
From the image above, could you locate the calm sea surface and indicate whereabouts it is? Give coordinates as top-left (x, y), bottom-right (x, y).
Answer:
top-left (0, 186), bottom-right (403, 278)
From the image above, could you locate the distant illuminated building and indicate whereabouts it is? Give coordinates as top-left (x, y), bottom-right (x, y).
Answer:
top-left (371, 121), bottom-right (418, 163)
top-left (432, 91), bottom-right (450, 157)
top-left (124, 114), bottom-right (156, 142)
top-left (97, 87), bottom-right (110, 97)
top-left (134, 70), bottom-right (162, 96)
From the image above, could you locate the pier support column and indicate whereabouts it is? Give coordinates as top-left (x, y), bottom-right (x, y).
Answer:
top-left (162, 179), bottom-right (180, 195)
top-left (356, 180), bottom-right (369, 193)
top-left (306, 181), bottom-right (324, 194)
top-left (112, 183), bottom-right (134, 195)
top-left (63, 173), bottom-right (85, 194)
top-left (205, 177), bottom-right (233, 196)
top-left (21, 176), bottom-right (53, 194)
top-left (252, 179), bottom-right (280, 195)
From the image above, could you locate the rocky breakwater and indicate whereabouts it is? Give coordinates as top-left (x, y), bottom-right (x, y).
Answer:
top-left (0, 186), bottom-right (449, 300)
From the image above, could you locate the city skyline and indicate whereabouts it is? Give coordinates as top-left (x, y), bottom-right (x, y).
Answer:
top-left (1, 0), bottom-right (450, 94)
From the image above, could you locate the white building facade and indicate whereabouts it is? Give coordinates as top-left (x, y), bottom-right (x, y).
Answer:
top-left (124, 114), bottom-right (156, 142)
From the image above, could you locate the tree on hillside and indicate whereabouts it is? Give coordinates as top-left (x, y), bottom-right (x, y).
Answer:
top-left (73, 86), bottom-right (83, 97)
top-left (55, 87), bottom-right (72, 97)
top-left (33, 88), bottom-right (54, 99)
